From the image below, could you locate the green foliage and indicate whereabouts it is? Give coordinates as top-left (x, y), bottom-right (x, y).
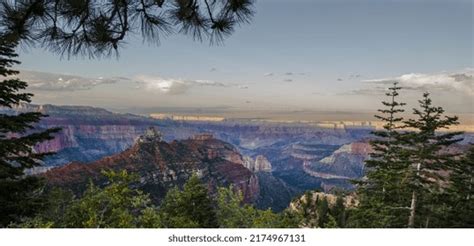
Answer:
top-left (0, 0), bottom-right (255, 57)
top-left (251, 209), bottom-right (281, 228)
top-left (349, 85), bottom-right (465, 228)
top-left (350, 82), bottom-right (410, 228)
top-left (17, 170), bottom-right (161, 228)
top-left (216, 185), bottom-right (254, 227)
top-left (443, 145), bottom-right (474, 227)
top-left (158, 174), bottom-right (218, 228)
top-left (17, 171), bottom-right (303, 228)
top-left (289, 192), bottom-right (349, 228)
top-left (0, 39), bottom-right (60, 227)
top-left (402, 93), bottom-right (463, 228)
top-left (316, 197), bottom-right (329, 227)
top-left (324, 214), bottom-right (338, 228)
top-left (331, 195), bottom-right (346, 228)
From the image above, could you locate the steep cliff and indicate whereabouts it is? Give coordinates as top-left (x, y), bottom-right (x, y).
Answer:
top-left (243, 155), bottom-right (272, 172)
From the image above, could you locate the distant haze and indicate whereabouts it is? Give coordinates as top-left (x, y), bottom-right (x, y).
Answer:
top-left (14, 0), bottom-right (473, 119)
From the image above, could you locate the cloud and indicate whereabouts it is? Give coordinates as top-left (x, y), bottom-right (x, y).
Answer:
top-left (13, 70), bottom-right (125, 91)
top-left (340, 87), bottom-right (386, 96)
top-left (337, 78), bottom-right (343, 81)
top-left (364, 69), bottom-right (474, 96)
top-left (135, 75), bottom-right (232, 95)
top-left (286, 72), bottom-right (307, 76)
top-left (264, 72), bottom-right (305, 77)
top-left (12, 70), bottom-right (240, 95)
top-left (349, 74), bottom-right (362, 79)
top-left (283, 79), bottom-right (293, 82)
top-left (136, 76), bottom-right (189, 95)
top-left (210, 67), bottom-right (217, 72)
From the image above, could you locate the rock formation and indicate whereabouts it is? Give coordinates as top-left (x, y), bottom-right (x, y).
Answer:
top-left (243, 155), bottom-right (272, 172)
top-left (43, 131), bottom-right (260, 204)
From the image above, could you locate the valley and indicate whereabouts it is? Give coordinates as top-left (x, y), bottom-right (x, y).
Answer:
top-left (4, 104), bottom-right (472, 212)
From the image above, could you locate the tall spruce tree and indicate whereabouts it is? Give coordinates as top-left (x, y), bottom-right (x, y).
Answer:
top-left (350, 82), bottom-right (409, 228)
top-left (403, 92), bottom-right (463, 228)
top-left (0, 39), bottom-right (60, 227)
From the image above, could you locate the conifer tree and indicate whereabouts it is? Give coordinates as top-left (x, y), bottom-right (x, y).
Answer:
top-left (324, 214), bottom-right (338, 228)
top-left (445, 145), bottom-right (474, 227)
top-left (403, 93), bottom-right (463, 228)
top-left (331, 195), bottom-right (346, 228)
top-left (16, 170), bottom-right (161, 228)
top-left (0, 0), bottom-right (255, 58)
top-left (158, 174), bottom-right (218, 228)
top-left (216, 185), bottom-right (255, 228)
top-left (350, 82), bottom-right (409, 228)
top-left (316, 196), bottom-right (329, 227)
top-left (0, 39), bottom-right (59, 227)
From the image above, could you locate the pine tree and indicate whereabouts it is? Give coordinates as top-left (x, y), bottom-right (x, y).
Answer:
top-left (350, 82), bottom-right (409, 228)
top-left (158, 174), bottom-right (218, 228)
top-left (438, 145), bottom-right (474, 228)
top-left (403, 92), bottom-right (463, 228)
top-left (0, 39), bottom-right (60, 227)
top-left (15, 170), bottom-right (161, 228)
top-left (216, 185), bottom-right (255, 228)
top-left (324, 214), bottom-right (338, 228)
top-left (298, 191), bottom-right (318, 227)
top-left (331, 195), bottom-right (346, 228)
top-left (0, 0), bottom-right (255, 58)
top-left (316, 197), bottom-right (329, 228)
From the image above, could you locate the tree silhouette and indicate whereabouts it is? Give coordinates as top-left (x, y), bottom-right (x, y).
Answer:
top-left (0, 39), bottom-right (60, 226)
top-left (0, 0), bottom-right (255, 58)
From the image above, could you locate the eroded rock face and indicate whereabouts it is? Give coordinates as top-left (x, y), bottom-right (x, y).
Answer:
top-left (305, 142), bottom-right (371, 180)
top-left (289, 191), bottom-right (358, 211)
top-left (43, 134), bottom-right (259, 204)
top-left (243, 155), bottom-right (272, 173)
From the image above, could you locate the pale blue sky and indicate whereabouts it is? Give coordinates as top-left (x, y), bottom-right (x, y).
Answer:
top-left (15, 0), bottom-right (473, 114)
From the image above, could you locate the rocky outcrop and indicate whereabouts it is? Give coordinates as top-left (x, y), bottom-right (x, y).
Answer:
top-left (43, 130), bottom-right (259, 204)
top-left (290, 191), bottom-right (358, 211)
top-left (243, 155), bottom-right (272, 172)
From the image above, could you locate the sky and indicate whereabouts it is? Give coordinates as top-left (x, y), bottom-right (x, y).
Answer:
top-left (15, 0), bottom-right (474, 117)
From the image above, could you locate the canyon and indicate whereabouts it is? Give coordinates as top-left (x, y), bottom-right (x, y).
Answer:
top-left (4, 104), bottom-right (473, 211)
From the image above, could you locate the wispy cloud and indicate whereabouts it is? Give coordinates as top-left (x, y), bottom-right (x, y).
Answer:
top-left (14, 70), bottom-right (126, 91)
top-left (339, 87), bottom-right (386, 96)
top-left (348, 74), bottom-right (362, 79)
top-left (237, 85), bottom-right (249, 89)
top-left (364, 69), bottom-right (474, 96)
top-left (263, 72), bottom-right (274, 77)
top-left (134, 75), bottom-right (240, 95)
top-left (12, 70), bottom-right (244, 95)
top-left (284, 72), bottom-right (306, 76)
